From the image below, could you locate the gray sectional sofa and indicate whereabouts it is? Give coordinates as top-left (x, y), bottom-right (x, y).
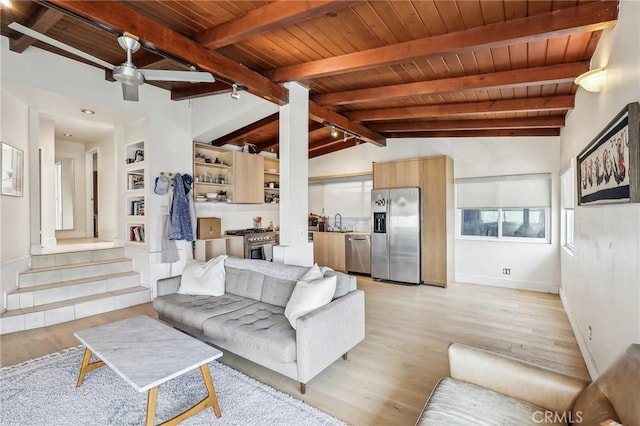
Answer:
top-left (153, 257), bottom-right (365, 393)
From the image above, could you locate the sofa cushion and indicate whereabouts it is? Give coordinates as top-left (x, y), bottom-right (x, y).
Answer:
top-left (177, 256), bottom-right (226, 296)
top-left (224, 267), bottom-right (264, 300)
top-left (152, 293), bottom-right (257, 330)
top-left (417, 377), bottom-right (564, 426)
top-left (260, 275), bottom-right (297, 308)
top-left (284, 275), bottom-right (337, 329)
top-left (202, 302), bottom-right (296, 363)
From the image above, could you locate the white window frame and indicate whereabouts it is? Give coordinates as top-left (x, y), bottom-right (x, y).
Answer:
top-left (457, 207), bottom-right (551, 243)
top-left (561, 162), bottom-right (575, 252)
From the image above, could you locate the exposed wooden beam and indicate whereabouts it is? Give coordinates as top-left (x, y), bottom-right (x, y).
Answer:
top-left (268, 1), bottom-right (617, 82)
top-left (211, 113), bottom-right (280, 146)
top-left (308, 101), bottom-right (386, 146)
top-left (313, 62), bottom-right (589, 106)
top-left (10, 7), bottom-right (65, 53)
top-left (386, 129), bottom-right (561, 138)
top-left (46, 0), bottom-right (288, 105)
top-left (309, 138), bottom-right (358, 158)
top-left (196, 1), bottom-right (355, 49)
top-left (369, 117), bottom-right (565, 132)
top-left (171, 82), bottom-right (231, 101)
top-left (253, 121), bottom-right (325, 152)
top-left (346, 96), bottom-right (575, 122)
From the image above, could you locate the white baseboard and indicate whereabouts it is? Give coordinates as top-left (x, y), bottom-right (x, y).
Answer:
top-left (559, 286), bottom-right (598, 379)
top-left (455, 273), bottom-right (559, 294)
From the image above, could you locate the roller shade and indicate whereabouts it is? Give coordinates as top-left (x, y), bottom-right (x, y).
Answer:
top-left (456, 173), bottom-right (551, 208)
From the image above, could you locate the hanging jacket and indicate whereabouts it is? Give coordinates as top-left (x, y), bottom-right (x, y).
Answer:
top-left (170, 173), bottom-right (194, 241)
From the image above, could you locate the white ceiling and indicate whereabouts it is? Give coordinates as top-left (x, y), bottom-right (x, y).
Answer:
top-left (2, 82), bottom-right (144, 144)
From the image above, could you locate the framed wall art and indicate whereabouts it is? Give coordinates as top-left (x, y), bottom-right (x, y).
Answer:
top-left (577, 102), bottom-right (640, 205)
top-left (1, 142), bottom-right (24, 197)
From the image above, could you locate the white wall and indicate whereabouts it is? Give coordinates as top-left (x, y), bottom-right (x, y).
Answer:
top-left (0, 90), bottom-right (30, 310)
top-left (309, 136), bottom-right (560, 293)
top-left (55, 139), bottom-right (86, 239)
top-left (559, 0), bottom-right (640, 377)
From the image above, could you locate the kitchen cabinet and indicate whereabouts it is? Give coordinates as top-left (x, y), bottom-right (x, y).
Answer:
top-left (312, 232), bottom-right (347, 271)
top-left (234, 151), bottom-right (264, 203)
top-left (263, 157), bottom-right (279, 204)
top-left (192, 143), bottom-right (264, 204)
top-left (373, 156), bottom-right (454, 287)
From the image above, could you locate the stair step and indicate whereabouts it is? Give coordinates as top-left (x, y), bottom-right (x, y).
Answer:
top-left (6, 272), bottom-right (141, 310)
top-left (31, 247), bottom-right (126, 268)
top-left (19, 258), bottom-right (133, 288)
top-left (0, 286), bottom-right (151, 335)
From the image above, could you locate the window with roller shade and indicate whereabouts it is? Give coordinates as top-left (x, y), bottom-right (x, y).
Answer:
top-left (456, 173), bottom-right (551, 242)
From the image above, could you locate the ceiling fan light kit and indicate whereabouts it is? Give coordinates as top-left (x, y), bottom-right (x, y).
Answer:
top-left (8, 22), bottom-right (214, 102)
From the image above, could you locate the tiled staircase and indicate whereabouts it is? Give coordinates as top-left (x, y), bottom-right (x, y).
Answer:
top-left (1, 248), bottom-right (150, 335)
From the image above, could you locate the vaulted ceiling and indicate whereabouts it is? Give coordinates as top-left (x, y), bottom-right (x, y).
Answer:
top-left (1, 1), bottom-right (618, 157)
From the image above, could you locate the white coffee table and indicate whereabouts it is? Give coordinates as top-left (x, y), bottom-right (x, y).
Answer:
top-left (74, 315), bottom-right (223, 426)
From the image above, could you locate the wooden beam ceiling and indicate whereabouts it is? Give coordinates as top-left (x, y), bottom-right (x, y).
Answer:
top-left (313, 62), bottom-right (589, 106)
top-left (267, 2), bottom-right (617, 82)
top-left (345, 96), bottom-right (575, 122)
top-left (387, 129), bottom-right (561, 138)
top-left (211, 113), bottom-right (280, 146)
top-left (309, 137), bottom-right (358, 158)
top-left (196, 0), bottom-right (355, 49)
top-left (171, 81), bottom-right (231, 101)
top-left (46, 0), bottom-right (288, 105)
top-left (9, 6), bottom-right (64, 53)
top-left (308, 101), bottom-right (386, 146)
top-left (369, 117), bottom-right (565, 132)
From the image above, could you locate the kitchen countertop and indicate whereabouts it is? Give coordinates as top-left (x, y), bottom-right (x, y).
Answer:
top-left (312, 231), bottom-right (370, 236)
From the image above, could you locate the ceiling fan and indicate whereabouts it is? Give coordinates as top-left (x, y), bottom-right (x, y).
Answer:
top-left (8, 22), bottom-right (215, 102)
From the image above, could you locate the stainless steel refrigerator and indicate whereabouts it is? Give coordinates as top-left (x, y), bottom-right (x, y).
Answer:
top-left (371, 187), bottom-right (421, 284)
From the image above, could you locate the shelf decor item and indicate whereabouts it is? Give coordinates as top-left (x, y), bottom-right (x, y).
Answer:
top-left (577, 102), bottom-right (640, 205)
top-left (1, 142), bottom-right (24, 197)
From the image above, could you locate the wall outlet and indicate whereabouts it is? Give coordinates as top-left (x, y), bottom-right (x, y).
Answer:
top-left (502, 268), bottom-right (511, 275)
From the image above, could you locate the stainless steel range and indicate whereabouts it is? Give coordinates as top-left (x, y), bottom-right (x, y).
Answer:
top-left (225, 229), bottom-right (276, 261)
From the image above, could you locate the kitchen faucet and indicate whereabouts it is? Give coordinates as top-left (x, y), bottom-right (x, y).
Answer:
top-left (334, 213), bottom-right (342, 231)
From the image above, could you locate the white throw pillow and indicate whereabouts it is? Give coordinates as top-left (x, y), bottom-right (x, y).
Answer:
top-left (301, 263), bottom-right (324, 281)
top-left (177, 255), bottom-right (227, 296)
top-left (284, 275), bottom-right (337, 330)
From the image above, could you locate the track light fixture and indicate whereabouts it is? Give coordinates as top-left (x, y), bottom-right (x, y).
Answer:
top-left (231, 84), bottom-right (240, 100)
top-left (322, 121), bottom-right (363, 144)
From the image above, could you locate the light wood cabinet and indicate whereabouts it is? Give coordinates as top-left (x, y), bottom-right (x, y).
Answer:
top-left (263, 157), bottom-right (279, 204)
top-left (373, 156), bottom-right (454, 287)
top-left (312, 232), bottom-right (346, 271)
top-left (233, 151), bottom-right (264, 203)
top-left (192, 143), bottom-right (265, 204)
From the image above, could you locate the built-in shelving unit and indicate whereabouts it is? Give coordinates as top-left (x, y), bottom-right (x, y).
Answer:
top-left (263, 157), bottom-right (280, 204)
top-left (124, 140), bottom-right (146, 245)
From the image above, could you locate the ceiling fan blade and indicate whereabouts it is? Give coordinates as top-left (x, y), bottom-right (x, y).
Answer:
top-left (139, 69), bottom-right (215, 83)
top-left (121, 83), bottom-right (139, 102)
top-left (8, 22), bottom-right (116, 71)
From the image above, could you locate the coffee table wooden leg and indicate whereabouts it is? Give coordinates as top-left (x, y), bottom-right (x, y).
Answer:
top-left (76, 347), bottom-right (106, 387)
top-left (200, 364), bottom-right (222, 418)
top-left (146, 387), bottom-right (159, 426)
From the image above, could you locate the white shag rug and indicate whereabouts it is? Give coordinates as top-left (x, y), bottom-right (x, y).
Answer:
top-left (1, 346), bottom-right (345, 426)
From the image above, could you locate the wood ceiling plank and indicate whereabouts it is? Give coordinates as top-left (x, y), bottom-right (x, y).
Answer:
top-left (412, 1), bottom-right (448, 37)
top-left (368, 116), bottom-right (565, 132)
top-left (564, 32), bottom-right (593, 62)
top-left (490, 46), bottom-right (511, 72)
top-left (313, 62), bottom-right (589, 106)
top-left (389, 1), bottom-right (430, 40)
top-left (346, 95), bottom-right (575, 121)
top-left (386, 128), bottom-right (561, 138)
top-left (267, 2), bottom-right (617, 82)
top-left (170, 81), bottom-right (231, 101)
top-left (456, 0), bottom-right (485, 29)
top-left (308, 101), bottom-right (386, 146)
top-left (46, 0), bottom-right (288, 105)
top-left (503, 0), bottom-right (528, 20)
top-left (349, 1), bottom-right (398, 46)
top-left (367, 1), bottom-right (413, 43)
top-left (309, 139), bottom-right (357, 158)
top-left (196, 1), bottom-right (355, 49)
top-left (210, 113), bottom-right (280, 146)
top-left (432, 1), bottom-right (466, 33)
top-left (9, 6), bottom-right (65, 53)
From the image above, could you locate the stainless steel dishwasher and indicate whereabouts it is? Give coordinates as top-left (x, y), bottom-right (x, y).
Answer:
top-left (346, 234), bottom-right (371, 274)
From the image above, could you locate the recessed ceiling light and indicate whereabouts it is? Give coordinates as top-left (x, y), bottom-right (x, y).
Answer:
top-left (81, 109), bottom-right (95, 115)
top-left (63, 133), bottom-right (73, 137)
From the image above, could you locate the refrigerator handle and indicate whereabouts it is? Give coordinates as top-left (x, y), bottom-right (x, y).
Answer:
top-left (386, 197), bottom-right (391, 246)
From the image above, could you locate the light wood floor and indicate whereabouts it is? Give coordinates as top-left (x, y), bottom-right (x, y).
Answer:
top-left (0, 277), bottom-right (589, 425)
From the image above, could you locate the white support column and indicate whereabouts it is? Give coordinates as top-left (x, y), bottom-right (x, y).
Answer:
top-left (39, 117), bottom-right (56, 248)
top-left (29, 108), bottom-right (42, 254)
top-left (274, 82), bottom-right (313, 266)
